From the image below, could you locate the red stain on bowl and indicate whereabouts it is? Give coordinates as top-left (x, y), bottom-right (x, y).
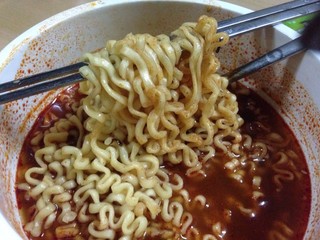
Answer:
top-left (19, 91), bottom-right (56, 133)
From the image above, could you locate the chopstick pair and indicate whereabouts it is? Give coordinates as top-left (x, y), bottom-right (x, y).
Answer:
top-left (0, 62), bottom-right (86, 105)
top-left (221, 0), bottom-right (320, 82)
top-left (0, 0), bottom-right (320, 105)
top-left (224, 6), bottom-right (320, 82)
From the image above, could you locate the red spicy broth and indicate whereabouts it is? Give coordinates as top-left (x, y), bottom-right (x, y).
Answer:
top-left (16, 83), bottom-right (311, 240)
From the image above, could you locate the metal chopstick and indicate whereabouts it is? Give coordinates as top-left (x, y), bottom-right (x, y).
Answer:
top-left (218, 0), bottom-right (319, 29)
top-left (0, 1), bottom-right (319, 105)
top-left (225, 37), bottom-right (305, 83)
top-left (219, 1), bottom-right (320, 37)
top-left (0, 72), bottom-right (84, 105)
top-left (0, 62), bottom-right (86, 93)
top-left (225, 12), bottom-right (320, 82)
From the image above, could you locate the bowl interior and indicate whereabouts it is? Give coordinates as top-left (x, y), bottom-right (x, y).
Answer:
top-left (0, 0), bottom-right (319, 239)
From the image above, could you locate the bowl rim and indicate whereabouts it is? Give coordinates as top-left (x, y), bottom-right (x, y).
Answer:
top-left (0, 0), bottom-right (319, 239)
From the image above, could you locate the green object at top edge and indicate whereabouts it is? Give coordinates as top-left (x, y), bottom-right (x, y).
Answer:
top-left (283, 13), bottom-right (317, 32)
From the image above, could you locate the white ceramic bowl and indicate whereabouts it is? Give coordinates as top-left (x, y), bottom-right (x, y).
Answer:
top-left (0, 0), bottom-right (319, 239)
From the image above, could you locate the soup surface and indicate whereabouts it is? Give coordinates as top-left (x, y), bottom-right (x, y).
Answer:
top-left (16, 83), bottom-right (310, 240)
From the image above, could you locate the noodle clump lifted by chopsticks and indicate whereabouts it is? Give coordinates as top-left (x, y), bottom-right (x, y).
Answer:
top-left (19, 15), bottom-right (244, 239)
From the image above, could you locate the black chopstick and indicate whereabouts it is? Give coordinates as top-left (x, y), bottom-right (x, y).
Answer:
top-left (0, 1), bottom-right (319, 105)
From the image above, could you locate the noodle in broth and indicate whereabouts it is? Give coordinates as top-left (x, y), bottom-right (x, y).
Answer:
top-left (16, 16), bottom-right (310, 240)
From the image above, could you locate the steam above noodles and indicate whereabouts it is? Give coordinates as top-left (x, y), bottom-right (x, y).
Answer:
top-left (17, 15), bottom-right (307, 240)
